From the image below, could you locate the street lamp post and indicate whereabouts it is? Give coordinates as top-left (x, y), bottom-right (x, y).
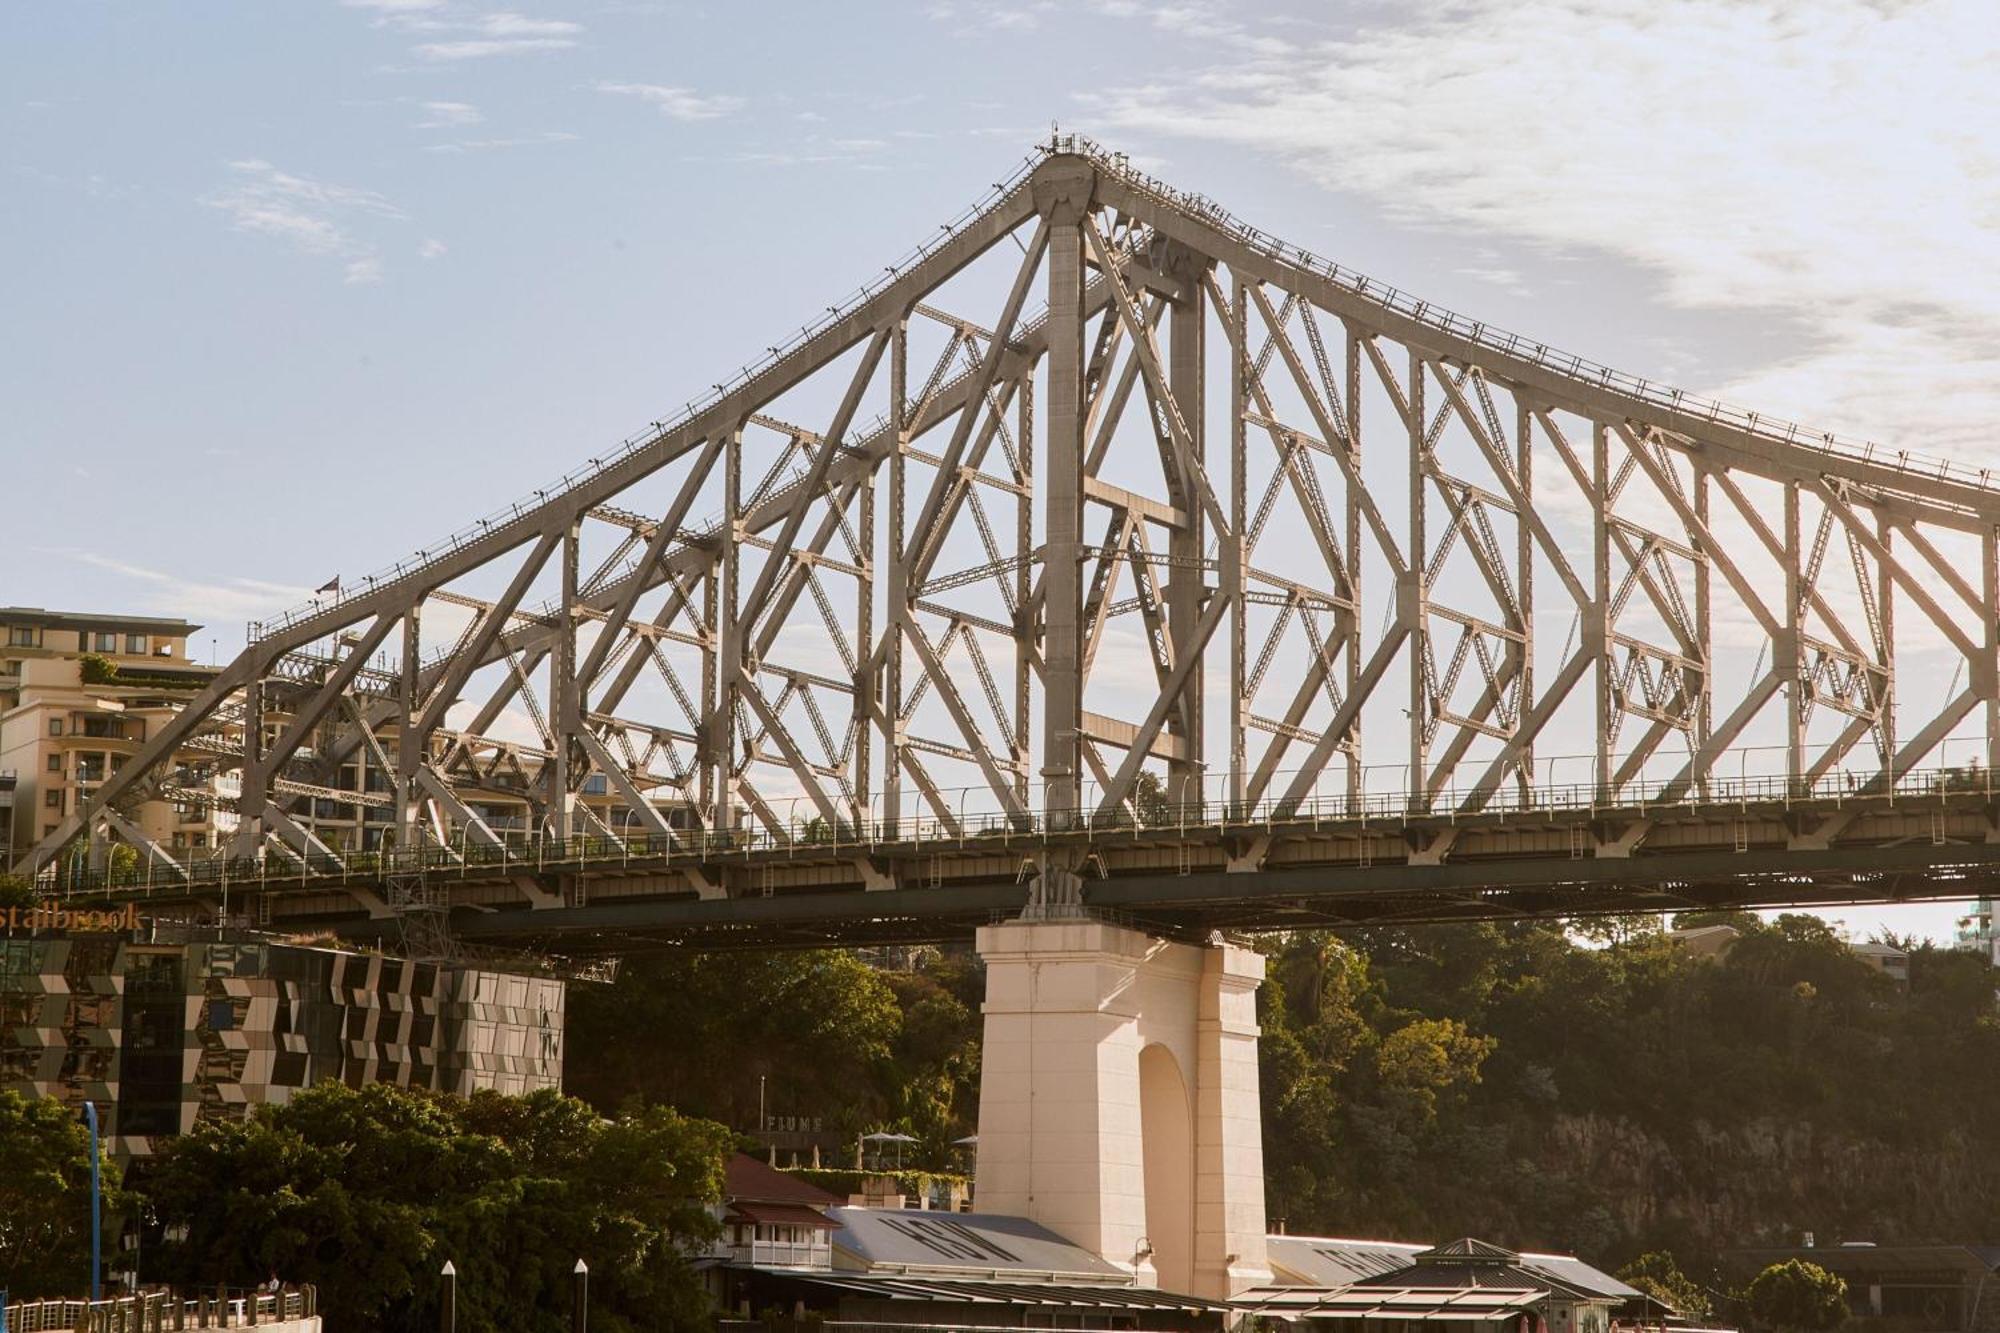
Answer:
top-left (571, 1259), bottom-right (588, 1333)
top-left (82, 1101), bottom-right (101, 1303)
top-left (439, 1260), bottom-right (456, 1333)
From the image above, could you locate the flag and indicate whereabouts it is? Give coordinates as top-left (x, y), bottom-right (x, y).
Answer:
top-left (316, 576), bottom-right (341, 595)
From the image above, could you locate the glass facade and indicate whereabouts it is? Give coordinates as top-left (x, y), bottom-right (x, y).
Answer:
top-left (0, 933), bottom-right (565, 1157)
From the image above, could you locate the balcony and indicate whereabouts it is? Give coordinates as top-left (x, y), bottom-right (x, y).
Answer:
top-left (718, 1236), bottom-right (832, 1270)
top-left (66, 716), bottom-right (142, 743)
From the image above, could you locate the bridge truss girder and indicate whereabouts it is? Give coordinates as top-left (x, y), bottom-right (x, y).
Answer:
top-left (21, 138), bottom-right (2000, 902)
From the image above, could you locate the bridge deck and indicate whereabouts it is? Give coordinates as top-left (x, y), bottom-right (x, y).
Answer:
top-left (45, 775), bottom-right (2000, 950)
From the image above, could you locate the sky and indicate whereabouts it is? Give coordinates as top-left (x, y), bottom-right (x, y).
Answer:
top-left (5, 0), bottom-right (1997, 941)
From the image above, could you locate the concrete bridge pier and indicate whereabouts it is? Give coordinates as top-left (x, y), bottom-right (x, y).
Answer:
top-left (971, 918), bottom-right (1271, 1300)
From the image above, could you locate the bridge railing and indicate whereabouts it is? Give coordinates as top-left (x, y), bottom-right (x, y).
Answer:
top-left (1, 1287), bottom-right (316, 1333)
top-left (39, 747), bottom-right (1999, 897)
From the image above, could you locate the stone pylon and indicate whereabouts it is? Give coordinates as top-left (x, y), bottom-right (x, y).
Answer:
top-left (972, 918), bottom-right (1271, 1299)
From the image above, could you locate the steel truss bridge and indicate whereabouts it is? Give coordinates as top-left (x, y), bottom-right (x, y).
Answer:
top-left (21, 137), bottom-right (2000, 951)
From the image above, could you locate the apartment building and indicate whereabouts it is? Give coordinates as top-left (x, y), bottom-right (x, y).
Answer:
top-left (0, 928), bottom-right (564, 1159)
top-left (3, 606), bottom-right (696, 870)
top-left (0, 768), bottom-right (16, 869)
top-left (0, 607), bottom-right (235, 866)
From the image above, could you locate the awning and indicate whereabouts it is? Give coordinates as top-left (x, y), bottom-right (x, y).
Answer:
top-left (728, 1202), bottom-right (840, 1230)
top-left (1235, 1285), bottom-right (1549, 1320)
top-left (743, 1269), bottom-right (1228, 1312)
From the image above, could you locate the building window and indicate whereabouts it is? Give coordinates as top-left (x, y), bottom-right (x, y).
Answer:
top-left (95, 632), bottom-right (118, 652)
top-left (44, 789), bottom-right (63, 811)
top-left (125, 634), bottom-right (148, 654)
top-left (6, 627), bottom-right (33, 647)
top-left (47, 754), bottom-right (62, 772)
top-left (48, 719), bottom-right (62, 737)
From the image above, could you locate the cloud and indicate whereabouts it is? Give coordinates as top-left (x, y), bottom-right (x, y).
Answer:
top-left (472, 11), bottom-right (578, 36)
top-left (362, 9), bottom-right (584, 59)
top-left (927, 0), bottom-right (1056, 32)
top-left (416, 99), bottom-right (483, 127)
top-left (1089, 0), bottom-right (2000, 458)
top-left (57, 550), bottom-right (311, 634)
top-left (201, 159), bottom-right (405, 282)
top-left (596, 81), bottom-right (743, 121)
top-left (420, 129), bottom-right (579, 152)
top-left (444, 700), bottom-right (548, 749)
top-left (414, 36), bottom-right (575, 59)
top-left (409, 15), bottom-right (582, 61)
top-left (418, 237), bottom-right (448, 259)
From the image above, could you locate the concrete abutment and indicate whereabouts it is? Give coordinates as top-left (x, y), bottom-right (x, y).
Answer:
top-left (972, 918), bottom-right (1271, 1300)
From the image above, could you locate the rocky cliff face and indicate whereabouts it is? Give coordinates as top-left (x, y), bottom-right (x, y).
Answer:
top-left (1529, 1112), bottom-right (1997, 1257)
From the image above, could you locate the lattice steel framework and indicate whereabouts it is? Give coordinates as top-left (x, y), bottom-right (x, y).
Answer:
top-left (20, 139), bottom-right (2000, 905)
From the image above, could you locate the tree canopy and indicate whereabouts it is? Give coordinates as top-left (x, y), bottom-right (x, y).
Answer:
top-left (566, 947), bottom-right (982, 1160)
top-left (561, 913), bottom-right (2000, 1278)
top-left (0, 1090), bottom-right (126, 1298)
top-left (1619, 1250), bottom-right (1714, 1318)
top-left (146, 1082), bottom-right (729, 1333)
top-left (1747, 1259), bottom-right (1848, 1333)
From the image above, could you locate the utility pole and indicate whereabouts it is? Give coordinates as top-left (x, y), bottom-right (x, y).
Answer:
top-left (83, 1101), bottom-right (101, 1303)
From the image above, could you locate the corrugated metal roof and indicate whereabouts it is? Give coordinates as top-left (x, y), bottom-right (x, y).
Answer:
top-left (1517, 1253), bottom-right (1644, 1301)
top-left (728, 1201), bottom-right (840, 1230)
top-left (1268, 1236), bottom-right (1633, 1305)
top-left (1423, 1240), bottom-right (1522, 1262)
top-left (1267, 1236), bottom-right (1429, 1287)
top-left (828, 1208), bottom-right (1128, 1281)
top-left (725, 1153), bottom-right (845, 1207)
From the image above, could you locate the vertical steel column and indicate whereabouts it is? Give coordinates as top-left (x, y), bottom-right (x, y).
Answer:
top-left (395, 607), bottom-right (422, 844)
top-left (1591, 421), bottom-right (1611, 799)
top-left (714, 424), bottom-right (744, 834)
top-left (1227, 273), bottom-right (1248, 813)
top-left (699, 561), bottom-right (718, 823)
top-left (1343, 324), bottom-right (1363, 803)
top-left (1014, 374), bottom-right (1034, 810)
top-left (551, 520), bottom-right (580, 842)
top-left (854, 441), bottom-right (876, 833)
top-left (1783, 482), bottom-right (1804, 792)
top-left (1877, 511), bottom-right (1896, 769)
top-left (1166, 275), bottom-right (1205, 807)
top-left (1040, 183), bottom-right (1088, 822)
top-left (1984, 526), bottom-right (1999, 773)
top-left (1693, 464), bottom-right (1713, 777)
top-left (1406, 349), bottom-right (1429, 811)
top-left (235, 673), bottom-right (267, 858)
top-left (1514, 392), bottom-right (1534, 802)
top-left (882, 321), bottom-right (907, 833)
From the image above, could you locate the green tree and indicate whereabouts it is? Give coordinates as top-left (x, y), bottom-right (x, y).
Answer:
top-left (147, 1082), bottom-right (728, 1333)
top-left (1131, 770), bottom-right (1174, 826)
top-left (0, 872), bottom-right (36, 911)
top-left (1620, 1251), bottom-right (1712, 1318)
top-left (1747, 1259), bottom-right (1848, 1333)
top-left (1372, 1017), bottom-right (1495, 1127)
top-left (566, 949), bottom-right (902, 1135)
top-left (0, 1091), bottom-right (127, 1298)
